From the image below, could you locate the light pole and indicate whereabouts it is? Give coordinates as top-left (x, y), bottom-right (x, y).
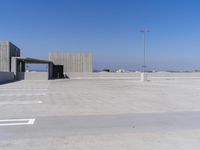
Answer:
top-left (140, 28), bottom-right (150, 81)
top-left (140, 28), bottom-right (149, 72)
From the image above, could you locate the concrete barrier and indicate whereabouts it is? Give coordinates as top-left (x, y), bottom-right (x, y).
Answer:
top-left (147, 72), bottom-right (200, 78)
top-left (65, 72), bottom-right (140, 79)
top-left (0, 72), bottom-right (14, 83)
top-left (17, 72), bottom-right (49, 80)
top-left (65, 72), bottom-right (200, 80)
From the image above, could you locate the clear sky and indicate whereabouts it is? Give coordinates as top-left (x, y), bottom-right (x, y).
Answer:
top-left (1, 0), bottom-right (200, 71)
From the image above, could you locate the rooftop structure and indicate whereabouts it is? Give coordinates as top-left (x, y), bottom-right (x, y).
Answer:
top-left (0, 41), bottom-right (20, 72)
top-left (0, 41), bottom-right (93, 80)
top-left (49, 52), bottom-right (93, 73)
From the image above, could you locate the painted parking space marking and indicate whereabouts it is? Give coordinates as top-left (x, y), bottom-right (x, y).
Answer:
top-left (0, 119), bottom-right (35, 126)
top-left (0, 100), bottom-right (43, 105)
top-left (0, 93), bottom-right (46, 97)
top-left (0, 88), bottom-right (48, 91)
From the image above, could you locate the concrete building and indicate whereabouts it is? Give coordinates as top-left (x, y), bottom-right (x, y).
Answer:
top-left (0, 41), bottom-right (93, 81)
top-left (0, 41), bottom-right (53, 81)
top-left (49, 52), bottom-right (93, 77)
top-left (0, 41), bottom-right (20, 72)
top-left (11, 57), bottom-right (53, 80)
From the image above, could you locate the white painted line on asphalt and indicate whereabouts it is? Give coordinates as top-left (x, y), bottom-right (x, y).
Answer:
top-left (27, 119), bottom-right (35, 125)
top-left (0, 93), bottom-right (46, 97)
top-left (37, 100), bottom-right (43, 104)
top-left (0, 100), bottom-right (43, 105)
top-left (0, 119), bottom-right (35, 126)
top-left (0, 89), bottom-right (48, 91)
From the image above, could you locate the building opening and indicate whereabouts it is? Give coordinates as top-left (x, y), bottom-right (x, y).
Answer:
top-left (53, 65), bottom-right (64, 79)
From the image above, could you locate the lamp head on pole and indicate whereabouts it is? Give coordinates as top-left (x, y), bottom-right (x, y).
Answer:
top-left (140, 28), bottom-right (150, 33)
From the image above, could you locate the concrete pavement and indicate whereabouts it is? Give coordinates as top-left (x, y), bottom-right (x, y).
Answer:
top-left (1, 111), bottom-right (200, 141)
top-left (1, 78), bottom-right (200, 149)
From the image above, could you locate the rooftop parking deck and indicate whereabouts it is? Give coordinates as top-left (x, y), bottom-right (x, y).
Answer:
top-left (1, 77), bottom-right (200, 149)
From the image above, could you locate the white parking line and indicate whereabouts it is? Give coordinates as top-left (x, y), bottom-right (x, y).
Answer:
top-left (0, 93), bottom-right (46, 97)
top-left (0, 119), bottom-right (35, 126)
top-left (0, 89), bottom-right (48, 91)
top-left (0, 100), bottom-right (43, 105)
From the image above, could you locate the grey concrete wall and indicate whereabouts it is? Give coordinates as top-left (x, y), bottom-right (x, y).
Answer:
top-left (17, 72), bottom-right (24, 80)
top-left (48, 63), bottom-right (53, 79)
top-left (17, 72), bottom-right (49, 80)
top-left (147, 72), bottom-right (200, 78)
top-left (66, 72), bottom-right (140, 79)
top-left (18, 72), bottom-right (49, 80)
top-left (0, 41), bottom-right (20, 72)
top-left (11, 57), bottom-right (18, 78)
top-left (49, 52), bottom-right (93, 72)
top-left (0, 72), bottom-right (14, 83)
top-left (65, 72), bottom-right (200, 79)
top-left (0, 41), bottom-right (9, 72)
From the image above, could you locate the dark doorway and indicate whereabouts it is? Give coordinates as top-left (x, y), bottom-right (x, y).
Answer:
top-left (53, 65), bottom-right (64, 79)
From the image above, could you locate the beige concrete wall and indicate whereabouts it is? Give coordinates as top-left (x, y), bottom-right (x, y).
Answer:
top-left (17, 72), bottom-right (49, 80)
top-left (0, 41), bottom-right (9, 72)
top-left (147, 72), bottom-right (200, 78)
top-left (65, 72), bottom-right (200, 79)
top-left (0, 41), bottom-right (20, 72)
top-left (0, 72), bottom-right (14, 83)
top-left (66, 72), bottom-right (140, 79)
top-left (49, 52), bottom-right (93, 72)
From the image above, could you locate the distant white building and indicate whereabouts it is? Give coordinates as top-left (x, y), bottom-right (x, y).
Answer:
top-left (116, 69), bottom-right (127, 73)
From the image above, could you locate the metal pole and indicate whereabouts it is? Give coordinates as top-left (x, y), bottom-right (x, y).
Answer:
top-left (140, 28), bottom-right (149, 72)
top-left (143, 30), bottom-right (146, 73)
top-left (140, 28), bottom-right (149, 81)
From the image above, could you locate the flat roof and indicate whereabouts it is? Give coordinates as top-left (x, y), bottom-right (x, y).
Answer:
top-left (13, 57), bottom-right (52, 64)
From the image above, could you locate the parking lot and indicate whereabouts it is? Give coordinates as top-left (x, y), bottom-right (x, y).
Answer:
top-left (1, 78), bottom-right (200, 149)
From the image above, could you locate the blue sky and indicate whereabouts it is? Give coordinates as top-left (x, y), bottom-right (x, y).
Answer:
top-left (1, 0), bottom-right (200, 71)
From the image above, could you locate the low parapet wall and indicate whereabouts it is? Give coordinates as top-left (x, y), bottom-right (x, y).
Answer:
top-left (147, 72), bottom-right (200, 78)
top-left (65, 72), bottom-right (200, 79)
top-left (17, 72), bottom-right (49, 80)
top-left (65, 72), bottom-right (140, 79)
top-left (0, 72), bottom-right (14, 83)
